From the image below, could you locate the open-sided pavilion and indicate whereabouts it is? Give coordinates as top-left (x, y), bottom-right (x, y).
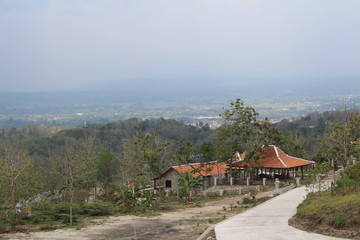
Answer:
top-left (230, 145), bottom-right (315, 181)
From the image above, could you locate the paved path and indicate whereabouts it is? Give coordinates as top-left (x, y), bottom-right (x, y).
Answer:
top-left (215, 186), bottom-right (346, 240)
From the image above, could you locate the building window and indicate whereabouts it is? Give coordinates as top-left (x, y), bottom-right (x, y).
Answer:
top-left (165, 180), bottom-right (172, 188)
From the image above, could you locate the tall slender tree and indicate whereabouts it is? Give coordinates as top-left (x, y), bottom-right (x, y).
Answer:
top-left (0, 141), bottom-right (39, 214)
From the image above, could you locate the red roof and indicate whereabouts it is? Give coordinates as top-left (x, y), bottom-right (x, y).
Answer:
top-left (232, 145), bottom-right (314, 169)
top-left (154, 162), bottom-right (228, 179)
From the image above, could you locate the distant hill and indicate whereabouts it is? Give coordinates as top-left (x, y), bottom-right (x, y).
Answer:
top-left (274, 110), bottom-right (359, 157)
top-left (1, 118), bottom-right (213, 159)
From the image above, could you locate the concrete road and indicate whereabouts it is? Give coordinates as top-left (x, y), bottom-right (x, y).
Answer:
top-left (215, 186), bottom-right (346, 240)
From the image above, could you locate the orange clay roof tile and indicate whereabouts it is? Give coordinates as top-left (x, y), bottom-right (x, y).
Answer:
top-left (232, 145), bottom-right (314, 169)
top-left (154, 162), bottom-right (229, 179)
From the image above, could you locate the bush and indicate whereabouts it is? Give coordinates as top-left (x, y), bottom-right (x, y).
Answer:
top-left (242, 197), bottom-right (255, 204)
top-left (329, 214), bottom-right (347, 228)
top-left (27, 202), bottom-right (114, 225)
top-left (334, 172), bottom-right (356, 195)
top-left (346, 162), bottom-right (360, 183)
top-left (79, 202), bottom-right (113, 216)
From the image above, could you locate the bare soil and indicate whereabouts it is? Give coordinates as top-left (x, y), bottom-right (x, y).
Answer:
top-left (0, 195), bottom-right (258, 240)
top-left (289, 215), bottom-right (360, 240)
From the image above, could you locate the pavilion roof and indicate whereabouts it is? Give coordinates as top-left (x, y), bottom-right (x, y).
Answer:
top-left (153, 161), bottom-right (228, 180)
top-left (232, 145), bottom-right (314, 169)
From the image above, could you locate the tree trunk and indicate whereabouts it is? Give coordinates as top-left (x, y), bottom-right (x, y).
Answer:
top-left (69, 187), bottom-right (73, 226)
top-left (11, 179), bottom-right (16, 213)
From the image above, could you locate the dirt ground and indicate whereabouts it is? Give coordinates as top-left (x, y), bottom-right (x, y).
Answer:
top-left (289, 215), bottom-right (360, 240)
top-left (0, 195), bottom-right (254, 240)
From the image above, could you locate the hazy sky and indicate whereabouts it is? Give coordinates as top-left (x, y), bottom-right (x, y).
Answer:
top-left (1, 0), bottom-right (360, 92)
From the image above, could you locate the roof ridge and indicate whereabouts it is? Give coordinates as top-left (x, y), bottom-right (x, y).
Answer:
top-left (172, 161), bottom-right (223, 168)
top-left (285, 154), bottom-right (315, 164)
top-left (273, 146), bottom-right (288, 168)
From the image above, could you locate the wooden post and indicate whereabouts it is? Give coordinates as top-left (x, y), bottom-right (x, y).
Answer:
top-left (301, 167), bottom-right (304, 180)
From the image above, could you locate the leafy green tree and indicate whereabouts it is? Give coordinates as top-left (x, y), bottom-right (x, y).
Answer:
top-left (172, 137), bottom-right (195, 165)
top-left (200, 142), bottom-right (215, 162)
top-left (308, 162), bottom-right (331, 194)
top-left (320, 112), bottom-right (360, 170)
top-left (278, 135), bottom-right (307, 159)
top-left (258, 118), bottom-right (283, 146)
top-left (214, 98), bottom-right (259, 162)
top-left (96, 147), bottom-right (118, 191)
top-left (76, 137), bottom-right (98, 200)
top-left (178, 170), bottom-right (203, 202)
top-left (120, 127), bottom-right (171, 187)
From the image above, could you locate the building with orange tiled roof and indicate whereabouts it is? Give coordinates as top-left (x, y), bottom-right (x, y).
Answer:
top-left (152, 162), bottom-right (228, 192)
top-left (231, 145), bottom-right (315, 180)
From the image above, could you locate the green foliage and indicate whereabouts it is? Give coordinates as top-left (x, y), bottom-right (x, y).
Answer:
top-left (215, 98), bottom-right (259, 161)
top-left (96, 148), bottom-right (118, 189)
top-left (242, 197), bottom-right (255, 204)
top-left (328, 214), bottom-right (347, 228)
top-left (333, 162), bottom-right (360, 195)
top-left (296, 191), bottom-right (360, 230)
top-left (172, 137), bottom-right (195, 165)
top-left (178, 170), bottom-right (203, 202)
top-left (114, 186), bottom-right (158, 211)
top-left (346, 161), bottom-right (360, 183)
top-left (309, 162), bottom-right (331, 180)
top-left (307, 162), bottom-right (330, 194)
top-left (277, 135), bottom-right (307, 159)
top-left (320, 112), bottom-right (360, 169)
top-left (120, 127), bottom-right (171, 186)
top-left (114, 187), bottom-right (138, 209)
top-left (199, 142), bottom-right (215, 162)
top-left (334, 172), bottom-right (356, 195)
top-left (27, 202), bottom-right (113, 225)
top-left (0, 141), bottom-right (40, 213)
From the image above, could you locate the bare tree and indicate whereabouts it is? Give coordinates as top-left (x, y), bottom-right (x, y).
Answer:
top-left (0, 141), bottom-right (39, 214)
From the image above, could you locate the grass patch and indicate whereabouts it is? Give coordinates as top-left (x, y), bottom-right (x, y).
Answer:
top-left (296, 191), bottom-right (360, 230)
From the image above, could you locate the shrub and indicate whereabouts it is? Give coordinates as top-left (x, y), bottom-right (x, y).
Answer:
top-left (79, 202), bottom-right (113, 216)
top-left (346, 162), bottom-right (360, 183)
top-left (334, 172), bottom-right (356, 195)
top-left (242, 197), bottom-right (255, 204)
top-left (329, 214), bottom-right (347, 228)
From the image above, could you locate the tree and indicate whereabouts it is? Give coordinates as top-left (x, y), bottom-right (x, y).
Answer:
top-left (200, 142), bottom-right (215, 162)
top-left (258, 118), bottom-right (283, 146)
top-left (320, 112), bottom-right (360, 170)
top-left (120, 127), bottom-right (171, 187)
top-left (278, 135), bottom-right (307, 159)
top-left (0, 141), bottom-right (39, 215)
top-left (214, 98), bottom-right (260, 162)
top-left (61, 137), bottom-right (99, 225)
top-left (76, 137), bottom-right (98, 200)
top-left (308, 162), bottom-right (331, 194)
top-left (172, 137), bottom-right (195, 165)
top-left (178, 170), bottom-right (203, 202)
top-left (97, 147), bottom-right (118, 190)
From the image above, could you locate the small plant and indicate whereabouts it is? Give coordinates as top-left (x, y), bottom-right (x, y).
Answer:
top-left (222, 206), bottom-right (227, 211)
top-left (208, 218), bottom-right (214, 223)
top-left (242, 197), bottom-right (255, 204)
top-left (329, 215), bottom-right (347, 228)
top-left (164, 224), bottom-right (172, 228)
top-left (194, 200), bottom-right (202, 207)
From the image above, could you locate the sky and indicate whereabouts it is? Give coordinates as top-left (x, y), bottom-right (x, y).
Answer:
top-left (1, 0), bottom-right (360, 92)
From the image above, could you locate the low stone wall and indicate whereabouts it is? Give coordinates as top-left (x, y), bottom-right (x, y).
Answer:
top-left (255, 184), bottom-right (296, 199)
